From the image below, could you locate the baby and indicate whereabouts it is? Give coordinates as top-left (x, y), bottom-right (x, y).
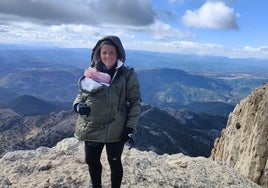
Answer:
top-left (80, 68), bottom-right (111, 92)
top-left (84, 67), bottom-right (111, 84)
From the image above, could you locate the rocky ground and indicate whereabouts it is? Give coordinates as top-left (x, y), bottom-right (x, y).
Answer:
top-left (0, 137), bottom-right (260, 188)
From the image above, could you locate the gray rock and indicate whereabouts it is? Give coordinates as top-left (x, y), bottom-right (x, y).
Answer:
top-left (0, 137), bottom-right (259, 188)
top-left (211, 83), bottom-right (268, 187)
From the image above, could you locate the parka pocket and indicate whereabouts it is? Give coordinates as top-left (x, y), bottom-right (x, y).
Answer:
top-left (75, 118), bottom-right (103, 140)
top-left (84, 87), bottom-right (120, 124)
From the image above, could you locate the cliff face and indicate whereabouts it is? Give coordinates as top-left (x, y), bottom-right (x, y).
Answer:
top-left (0, 137), bottom-right (259, 188)
top-left (211, 83), bottom-right (268, 187)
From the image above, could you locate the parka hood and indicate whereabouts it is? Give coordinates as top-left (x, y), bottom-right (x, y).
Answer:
top-left (90, 36), bottom-right (126, 67)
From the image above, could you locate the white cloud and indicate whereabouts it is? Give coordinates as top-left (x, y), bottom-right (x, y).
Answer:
top-left (0, 0), bottom-right (267, 59)
top-left (0, 0), bottom-right (155, 26)
top-left (1, 19), bottom-right (268, 59)
top-left (147, 20), bottom-right (196, 40)
top-left (125, 39), bottom-right (268, 59)
top-left (232, 46), bottom-right (268, 58)
top-left (181, 1), bottom-right (238, 29)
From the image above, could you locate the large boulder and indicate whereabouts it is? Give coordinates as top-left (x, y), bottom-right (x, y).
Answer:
top-left (211, 83), bottom-right (268, 187)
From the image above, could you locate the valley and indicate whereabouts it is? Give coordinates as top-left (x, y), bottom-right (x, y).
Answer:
top-left (0, 44), bottom-right (267, 157)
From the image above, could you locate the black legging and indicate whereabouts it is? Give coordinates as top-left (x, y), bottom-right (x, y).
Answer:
top-left (85, 141), bottom-right (125, 188)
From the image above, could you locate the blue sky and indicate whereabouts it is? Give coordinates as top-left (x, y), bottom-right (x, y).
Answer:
top-left (0, 0), bottom-right (268, 59)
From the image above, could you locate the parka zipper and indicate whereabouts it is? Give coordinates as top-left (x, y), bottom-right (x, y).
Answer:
top-left (103, 68), bottom-right (119, 142)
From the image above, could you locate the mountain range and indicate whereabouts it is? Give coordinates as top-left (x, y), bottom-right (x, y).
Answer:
top-left (0, 44), bottom-right (267, 158)
top-left (1, 83), bottom-right (267, 187)
top-left (1, 44), bottom-right (267, 107)
top-left (0, 101), bottom-right (227, 157)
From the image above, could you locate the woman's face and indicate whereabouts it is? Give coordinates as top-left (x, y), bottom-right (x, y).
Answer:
top-left (100, 44), bottom-right (118, 69)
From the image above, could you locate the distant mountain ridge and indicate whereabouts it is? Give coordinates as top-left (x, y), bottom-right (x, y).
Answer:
top-left (0, 45), bottom-right (267, 107)
top-left (166, 101), bottom-right (235, 116)
top-left (0, 65), bottom-right (239, 116)
top-left (0, 44), bottom-right (267, 158)
top-left (136, 104), bottom-right (226, 156)
top-left (2, 43), bottom-right (267, 75)
top-left (0, 102), bottom-right (226, 157)
top-left (6, 95), bottom-right (63, 115)
top-left (1, 65), bottom-right (256, 106)
top-left (0, 44), bottom-right (266, 187)
top-left (138, 68), bottom-right (234, 106)
top-left (0, 67), bottom-right (81, 102)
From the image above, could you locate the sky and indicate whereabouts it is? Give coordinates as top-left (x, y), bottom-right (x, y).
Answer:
top-left (0, 0), bottom-right (268, 59)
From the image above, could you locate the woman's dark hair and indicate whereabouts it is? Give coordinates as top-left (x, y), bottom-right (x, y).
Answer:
top-left (90, 36), bottom-right (125, 67)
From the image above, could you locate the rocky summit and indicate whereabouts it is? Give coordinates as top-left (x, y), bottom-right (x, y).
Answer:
top-left (211, 83), bottom-right (268, 187)
top-left (0, 137), bottom-right (259, 188)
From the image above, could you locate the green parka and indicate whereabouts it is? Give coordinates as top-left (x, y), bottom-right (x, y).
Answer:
top-left (73, 36), bottom-right (141, 143)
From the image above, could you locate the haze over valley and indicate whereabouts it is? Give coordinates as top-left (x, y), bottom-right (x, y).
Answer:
top-left (0, 44), bottom-right (267, 157)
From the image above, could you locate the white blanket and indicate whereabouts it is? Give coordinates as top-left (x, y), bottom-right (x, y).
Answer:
top-left (80, 77), bottom-right (109, 92)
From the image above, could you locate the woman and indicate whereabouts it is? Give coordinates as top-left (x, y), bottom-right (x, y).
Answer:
top-left (73, 36), bottom-right (141, 188)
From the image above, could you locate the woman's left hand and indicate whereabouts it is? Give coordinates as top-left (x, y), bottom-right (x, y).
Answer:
top-left (120, 127), bottom-right (134, 142)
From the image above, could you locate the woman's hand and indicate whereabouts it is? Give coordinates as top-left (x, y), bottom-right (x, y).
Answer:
top-left (120, 127), bottom-right (134, 142)
top-left (74, 102), bottom-right (91, 116)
